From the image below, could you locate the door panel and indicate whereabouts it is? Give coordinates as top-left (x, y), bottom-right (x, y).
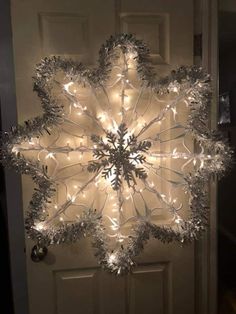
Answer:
top-left (10, 1), bottom-right (195, 313)
top-left (120, 13), bottom-right (169, 65)
top-left (39, 13), bottom-right (90, 60)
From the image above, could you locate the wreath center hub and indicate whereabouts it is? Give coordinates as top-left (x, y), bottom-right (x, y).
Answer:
top-left (88, 123), bottom-right (151, 190)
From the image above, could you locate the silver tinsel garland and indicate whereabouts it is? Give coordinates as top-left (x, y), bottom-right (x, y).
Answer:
top-left (0, 33), bottom-right (233, 274)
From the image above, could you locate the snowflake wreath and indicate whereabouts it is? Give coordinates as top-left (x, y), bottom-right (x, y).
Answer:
top-left (0, 34), bottom-right (232, 274)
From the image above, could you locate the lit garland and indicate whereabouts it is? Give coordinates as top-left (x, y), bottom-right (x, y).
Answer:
top-left (0, 33), bottom-right (232, 274)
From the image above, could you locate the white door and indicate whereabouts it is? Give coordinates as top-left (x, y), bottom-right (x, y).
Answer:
top-left (10, 1), bottom-right (200, 313)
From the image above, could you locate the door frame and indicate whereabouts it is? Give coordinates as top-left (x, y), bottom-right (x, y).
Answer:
top-left (0, 1), bottom-right (29, 314)
top-left (0, 1), bottom-right (218, 313)
top-left (196, 0), bottom-right (218, 313)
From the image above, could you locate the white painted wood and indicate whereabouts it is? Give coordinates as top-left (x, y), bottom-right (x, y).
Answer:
top-left (120, 13), bottom-right (169, 64)
top-left (9, 1), bottom-right (209, 313)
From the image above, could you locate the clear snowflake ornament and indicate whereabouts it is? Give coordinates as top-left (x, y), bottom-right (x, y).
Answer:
top-left (1, 34), bottom-right (232, 274)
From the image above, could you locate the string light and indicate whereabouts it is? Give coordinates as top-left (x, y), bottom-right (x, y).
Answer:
top-left (34, 222), bottom-right (45, 231)
top-left (108, 253), bottom-right (117, 265)
top-left (64, 82), bottom-right (74, 95)
top-left (1, 33), bottom-right (232, 275)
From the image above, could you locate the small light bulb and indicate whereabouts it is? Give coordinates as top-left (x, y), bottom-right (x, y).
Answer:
top-left (108, 253), bottom-right (117, 264)
top-left (12, 146), bottom-right (19, 154)
top-left (175, 216), bottom-right (182, 224)
top-left (64, 82), bottom-right (74, 94)
top-left (45, 152), bottom-right (54, 159)
top-left (98, 113), bottom-right (107, 122)
top-left (71, 195), bottom-right (76, 202)
top-left (29, 139), bottom-right (35, 145)
top-left (111, 225), bottom-right (119, 231)
top-left (34, 222), bottom-right (45, 231)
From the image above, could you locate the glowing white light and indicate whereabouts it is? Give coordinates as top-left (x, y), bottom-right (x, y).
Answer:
top-left (174, 216), bottom-right (182, 224)
top-left (171, 107), bottom-right (177, 118)
top-left (108, 253), bottom-right (117, 265)
top-left (68, 194), bottom-right (76, 203)
top-left (71, 195), bottom-right (76, 202)
top-left (12, 146), bottom-right (19, 154)
top-left (29, 139), bottom-right (36, 145)
top-left (172, 148), bottom-right (178, 159)
top-left (2, 33), bottom-right (230, 277)
top-left (64, 82), bottom-right (75, 95)
top-left (98, 113), bottom-right (107, 122)
top-left (34, 222), bottom-right (45, 231)
top-left (45, 152), bottom-right (54, 159)
top-left (111, 225), bottom-right (119, 231)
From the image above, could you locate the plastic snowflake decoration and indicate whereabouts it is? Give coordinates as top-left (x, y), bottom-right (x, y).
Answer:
top-left (1, 34), bottom-right (232, 274)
